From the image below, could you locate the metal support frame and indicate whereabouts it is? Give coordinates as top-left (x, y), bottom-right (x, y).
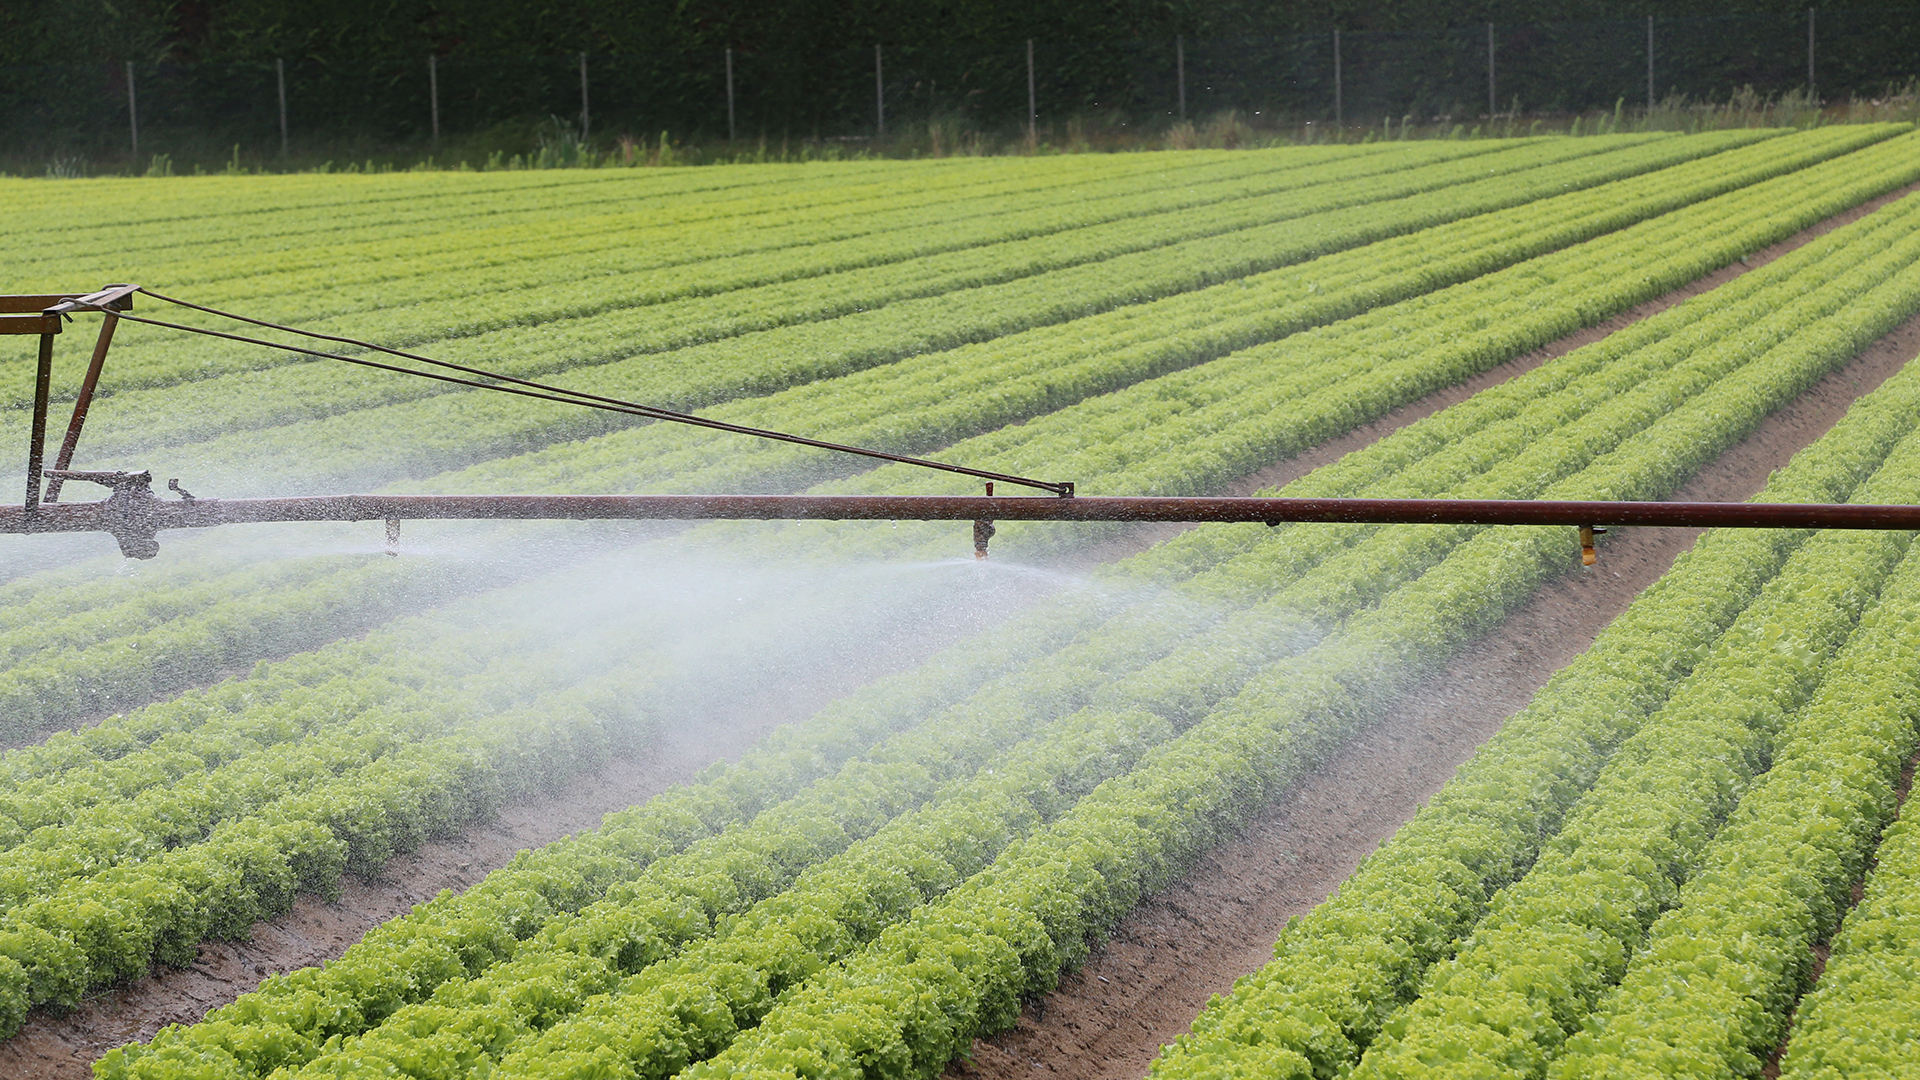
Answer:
top-left (4, 287), bottom-right (136, 513)
top-left (44, 309), bottom-right (121, 503)
top-left (25, 329), bottom-right (54, 512)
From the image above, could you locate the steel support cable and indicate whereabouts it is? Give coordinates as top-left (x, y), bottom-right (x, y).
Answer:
top-left (67, 289), bottom-right (1071, 496)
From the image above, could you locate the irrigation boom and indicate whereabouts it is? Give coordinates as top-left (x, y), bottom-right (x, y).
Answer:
top-left (8, 286), bottom-right (1920, 562)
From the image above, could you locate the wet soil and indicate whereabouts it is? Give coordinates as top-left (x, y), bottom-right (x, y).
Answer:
top-left (10, 182), bottom-right (1920, 1080)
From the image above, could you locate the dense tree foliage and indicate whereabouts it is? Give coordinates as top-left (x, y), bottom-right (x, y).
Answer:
top-left (0, 1), bottom-right (1880, 66)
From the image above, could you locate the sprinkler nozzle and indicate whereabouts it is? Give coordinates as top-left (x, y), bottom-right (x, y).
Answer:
top-left (1579, 524), bottom-right (1607, 566)
top-left (974, 483), bottom-right (995, 559)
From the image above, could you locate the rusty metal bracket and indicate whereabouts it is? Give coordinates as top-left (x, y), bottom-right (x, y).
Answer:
top-left (43, 470), bottom-right (161, 558)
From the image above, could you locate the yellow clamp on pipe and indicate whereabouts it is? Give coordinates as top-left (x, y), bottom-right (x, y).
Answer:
top-left (1579, 524), bottom-right (1608, 566)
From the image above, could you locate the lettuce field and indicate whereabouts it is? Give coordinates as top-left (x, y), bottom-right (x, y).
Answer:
top-left (3, 128), bottom-right (1920, 1080)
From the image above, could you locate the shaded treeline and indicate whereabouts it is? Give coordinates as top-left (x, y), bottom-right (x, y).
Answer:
top-left (4, 2), bottom-right (1918, 162)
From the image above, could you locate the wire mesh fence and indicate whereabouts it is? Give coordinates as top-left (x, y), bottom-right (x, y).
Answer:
top-left (4, 8), bottom-right (1917, 167)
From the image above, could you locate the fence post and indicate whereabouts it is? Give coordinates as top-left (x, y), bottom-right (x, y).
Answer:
top-left (1647, 15), bottom-right (1655, 109)
top-left (1026, 39), bottom-right (1036, 142)
top-left (126, 60), bottom-right (138, 157)
top-left (875, 44), bottom-right (884, 138)
top-left (725, 47), bottom-right (736, 140)
top-left (1808, 8), bottom-right (1817, 102)
top-left (276, 57), bottom-right (288, 156)
top-left (579, 52), bottom-right (590, 138)
top-left (429, 55), bottom-right (439, 144)
top-left (1332, 29), bottom-right (1342, 127)
top-left (1176, 34), bottom-right (1186, 121)
top-left (1486, 23), bottom-right (1496, 118)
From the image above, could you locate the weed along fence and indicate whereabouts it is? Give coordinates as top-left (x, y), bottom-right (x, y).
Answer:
top-left (7, 7), bottom-right (1920, 169)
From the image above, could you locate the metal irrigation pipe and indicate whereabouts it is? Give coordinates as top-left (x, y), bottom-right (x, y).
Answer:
top-left (7, 485), bottom-right (1919, 559)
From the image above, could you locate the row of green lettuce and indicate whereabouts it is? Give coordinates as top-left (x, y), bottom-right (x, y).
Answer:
top-left (251, 278), bottom-right (1820, 1080)
top-left (0, 144), bottom-right (1539, 623)
top-left (440, 208), bottom-right (1920, 1080)
top-left (0, 127), bottom-right (1896, 1045)
top-left (1336, 436), bottom-right (1920, 1080)
top-left (0, 129), bottom-right (1822, 742)
top-left (432, 127), bottom-right (1920, 521)
top-left (1776, 774), bottom-right (1920, 1077)
top-left (2, 127), bottom-right (1905, 747)
top-left (0, 555), bottom-right (513, 739)
top-left (1551, 508), bottom-right (1920, 1079)
top-left (160, 127), bottom-right (1876, 497)
top-left (6, 152), bottom-right (1146, 284)
top-left (800, 130), bottom-right (1920, 532)
top-left (49, 134), bottom-right (1683, 459)
top-left (659, 183), bottom-right (1920, 1080)
top-left (81, 142), bottom-right (1495, 360)
top-left (0, 539), bottom-right (1042, 1032)
top-left (1146, 295), bottom-right (1920, 1077)
top-left (0, 599), bottom-right (672, 895)
top-left (0, 542), bottom-right (1044, 867)
top-left (91, 143), bottom-right (1920, 1080)
top-left (4, 143), bottom-right (1465, 405)
top-left (7, 150), bottom-right (1290, 278)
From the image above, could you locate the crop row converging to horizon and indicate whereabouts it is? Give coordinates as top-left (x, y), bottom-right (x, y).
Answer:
top-left (1, 127), bottom-right (1918, 1080)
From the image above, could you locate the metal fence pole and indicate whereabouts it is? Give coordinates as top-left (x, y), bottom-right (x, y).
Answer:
top-left (1176, 34), bottom-right (1186, 121)
top-left (276, 57), bottom-right (288, 155)
top-left (1647, 15), bottom-right (1655, 109)
top-left (1486, 23), bottom-right (1496, 118)
top-left (428, 55), bottom-right (439, 144)
top-left (126, 60), bottom-right (138, 157)
top-left (875, 44), bottom-right (884, 138)
top-left (579, 52), bottom-right (590, 138)
top-left (725, 47), bottom-right (736, 140)
top-left (1026, 39), bottom-right (1036, 142)
top-left (1808, 7), bottom-right (1817, 102)
top-left (1333, 29), bottom-right (1342, 127)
